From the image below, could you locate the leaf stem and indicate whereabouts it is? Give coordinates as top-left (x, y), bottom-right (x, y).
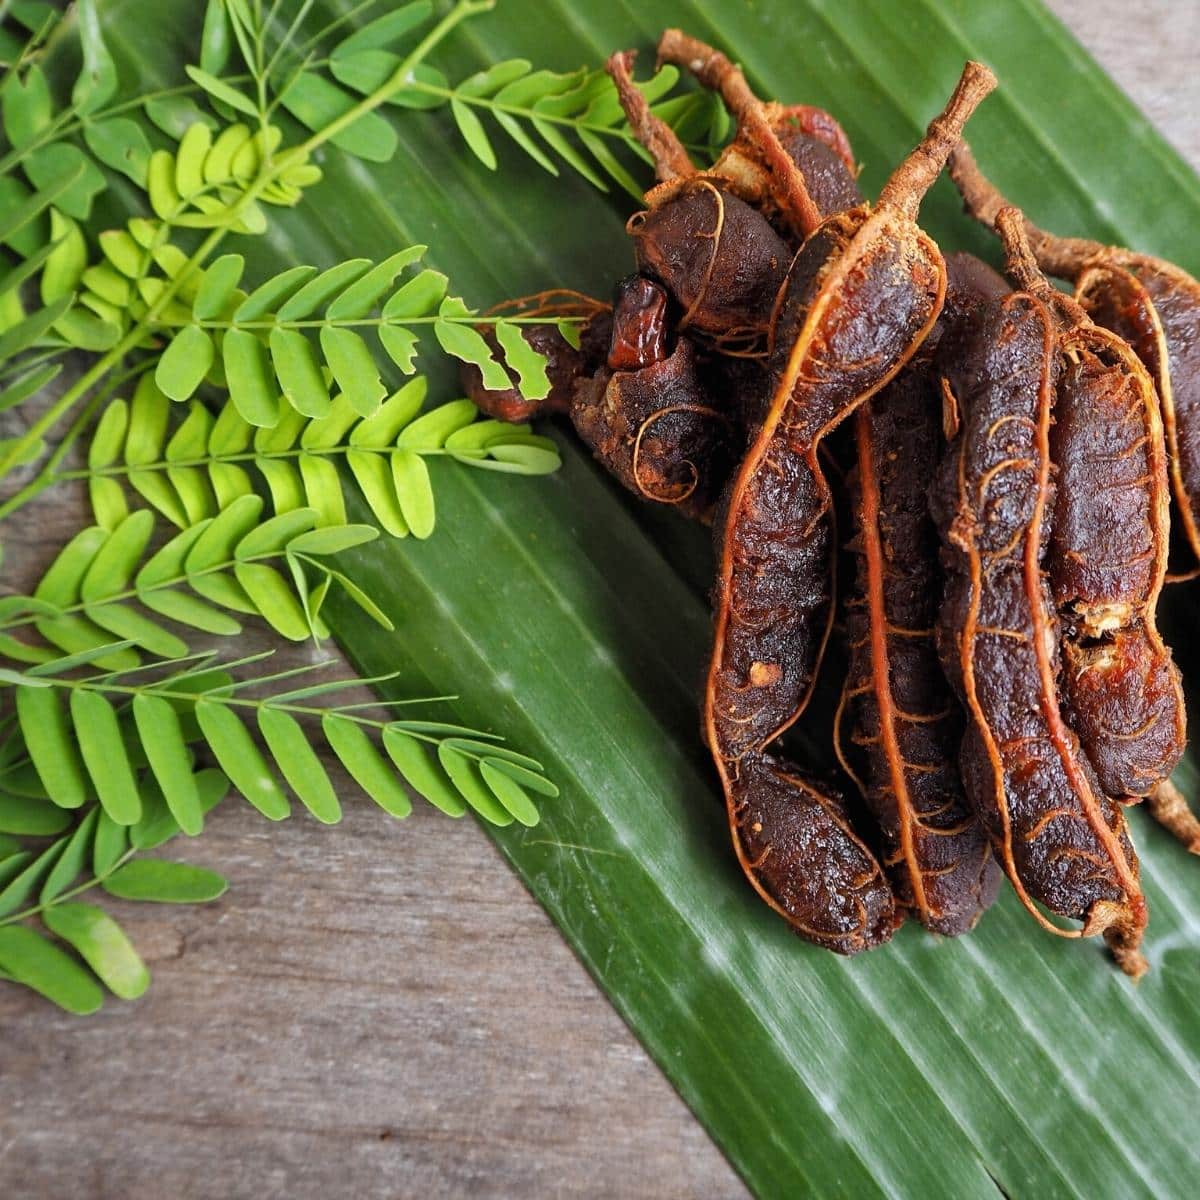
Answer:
top-left (0, 845), bottom-right (137, 928)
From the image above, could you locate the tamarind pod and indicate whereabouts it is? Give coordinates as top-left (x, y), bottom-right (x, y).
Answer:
top-left (770, 104), bottom-right (857, 174)
top-left (930, 283), bottom-right (1146, 969)
top-left (628, 179), bottom-right (795, 341)
top-left (843, 357), bottom-right (1001, 934)
top-left (712, 103), bottom-right (863, 226)
top-left (951, 142), bottom-right (1200, 564)
top-left (460, 291), bottom-right (612, 424)
top-left (573, 278), bottom-right (735, 520)
top-left (1074, 262), bottom-right (1200, 568)
top-left (730, 752), bottom-right (897, 952)
top-left (464, 276), bottom-right (736, 521)
top-left (1048, 327), bottom-right (1185, 798)
top-left (609, 48), bottom-right (862, 345)
top-left (697, 59), bottom-right (994, 949)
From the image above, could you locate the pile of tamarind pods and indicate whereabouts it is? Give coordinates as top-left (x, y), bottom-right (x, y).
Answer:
top-left (465, 31), bottom-right (1200, 976)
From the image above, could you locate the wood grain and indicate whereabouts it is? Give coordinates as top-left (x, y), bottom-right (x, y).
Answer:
top-left (1, 4), bottom-right (1195, 1198)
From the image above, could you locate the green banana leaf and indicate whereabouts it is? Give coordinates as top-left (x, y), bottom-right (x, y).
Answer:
top-left (70, 2), bottom-right (1200, 1196)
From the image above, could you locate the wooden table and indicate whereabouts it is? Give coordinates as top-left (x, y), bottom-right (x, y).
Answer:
top-left (3, 4), bottom-right (1197, 1196)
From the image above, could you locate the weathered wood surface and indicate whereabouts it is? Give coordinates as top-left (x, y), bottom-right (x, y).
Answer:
top-left (1, 5), bottom-right (1196, 1198)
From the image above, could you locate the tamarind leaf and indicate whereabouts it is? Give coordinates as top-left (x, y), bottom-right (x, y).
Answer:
top-left (0, 794), bottom-right (72, 836)
top-left (327, 247), bottom-right (426, 320)
top-left (198, 0), bottom-right (230, 76)
top-left (234, 563), bottom-right (310, 641)
top-left (42, 210), bottom-right (88, 302)
top-left (286, 525), bottom-right (378, 557)
top-left (330, 2), bottom-right (432, 61)
top-left (322, 714), bottom-right (412, 819)
top-left (390, 450), bottom-right (435, 540)
top-left (71, 0), bottom-right (117, 114)
top-left (269, 328), bottom-right (331, 418)
top-left (222, 328), bottom-right (279, 427)
top-left (132, 767), bottom-right (229, 850)
top-left (0, 840), bottom-right (66, 912)
top-left (39, 809), bottom-right (101, 903)
top-left (184, 65), bottom-right (258, 118)
top-left (494, 319), bottom-right (551, 401)
top-left (450, 97), bottom-right (497, 170)
top-left (155, 325), bottom-right (215, 401)
top-left (346, 450), bottom-right (409, 537)
top-left (15, 685), bottom-right (89, 810)
top-left (395, 398), bottom-right (476, 450)
top-left (257, 708), bottom-right (340, 823)
top-left (192, 252), bottom-right (244, 320)
top-left (278, 72), bottom-right (397, 163)
top-left (433, 311), bottom-right (509, 391)
top-left (70, 690), bottom-right (140, 825)
top-left (377, 325), bottom-right (420, 374)
top-left (0, 363), bottom-right (60, 413)
top-left (0, 926), bottom-right (103, 1015)
top-left (297, 452), bottom-right (346, 527)
top-left (382, 269), bottom-right (447, 319)
top-left (319, 327), bottom-right (386, 416)
top-left (195, 699), bottom-right (289, 821)
top-left (144, 94), bottom-right (217, 139)
top-left (91, 809), bottom-right (128, 875)
top-left (1, 63), bottom-right (52, 147)
top-left (381, 728), bottom-right (466, 819)
top-left (101, 859), bottom-right (227, 903)
top-left (42, 904), bottom-right (150, 1000)
top-left (82, 117), bottom-right (153, 186)
top-left (132, 694), bottom-right (203, 836)
top-left (236, 508), bottom-right (319, 559)
top-left (277, 259), bottom-right (370, 320)
top-left (479, 760), bottom-right (539, 827)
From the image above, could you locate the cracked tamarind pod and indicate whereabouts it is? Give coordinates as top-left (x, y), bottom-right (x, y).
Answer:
top-left (930, 208), bottom-right (1148, 976)
top-left (571, 275), bottom-right (737, 520)
top-left (949, 151), bottom-right (1188, 816)
top-left (606, 49), bottom-right (861, 350)
top-left (462, 279), bottom-right (736, 521)
top-left (663, 36), bottom-right (995, 951)
top-left (951, 143), bottom-right (1200, 570)
top-left (839, 256), bottom-right (1007, 935)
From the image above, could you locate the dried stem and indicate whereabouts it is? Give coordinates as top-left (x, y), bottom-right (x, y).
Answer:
top-left (949, 142), bottom-right (1108, 279)
top-left (1145, 778), bottom-right (1200, 854)
top-left (877, 61), bottom-right (996, 219)
top-left (656, 28), bottom-right (822, 238)
top-left (605, 50), bottom-right (694, 184)
top-left (996, 207), bottom-right (1091, 324)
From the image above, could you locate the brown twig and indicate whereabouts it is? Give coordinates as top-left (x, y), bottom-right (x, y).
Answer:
top-left (605, 50), bottom-right (694, 184)
top-left (656, 29), bottom-right (822, 239)
top-left (877, 61), bottom-right (996, 218)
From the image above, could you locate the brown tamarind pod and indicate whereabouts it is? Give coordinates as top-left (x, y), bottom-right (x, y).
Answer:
top-left (572, 276), bottom-right (736, 520)
top-left (930, 210), bottom-right (1148, 976)
top-left (951, 142), bottom-right (1200, 568)
top-left (672, 41), bottom-right (994, 951)
top-left (1047, 334), bottom-right (1185, 800)
top-left (950, 152), bottom-right (1188, 805)
top-left (840, 266), bottom-right (1004, 933)
top-left (460, 291), bottom-right (611, 424)
top-left (463, 278), bottom-right (736, 521)
top-left (607, 49), bottom-right (862, 348)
